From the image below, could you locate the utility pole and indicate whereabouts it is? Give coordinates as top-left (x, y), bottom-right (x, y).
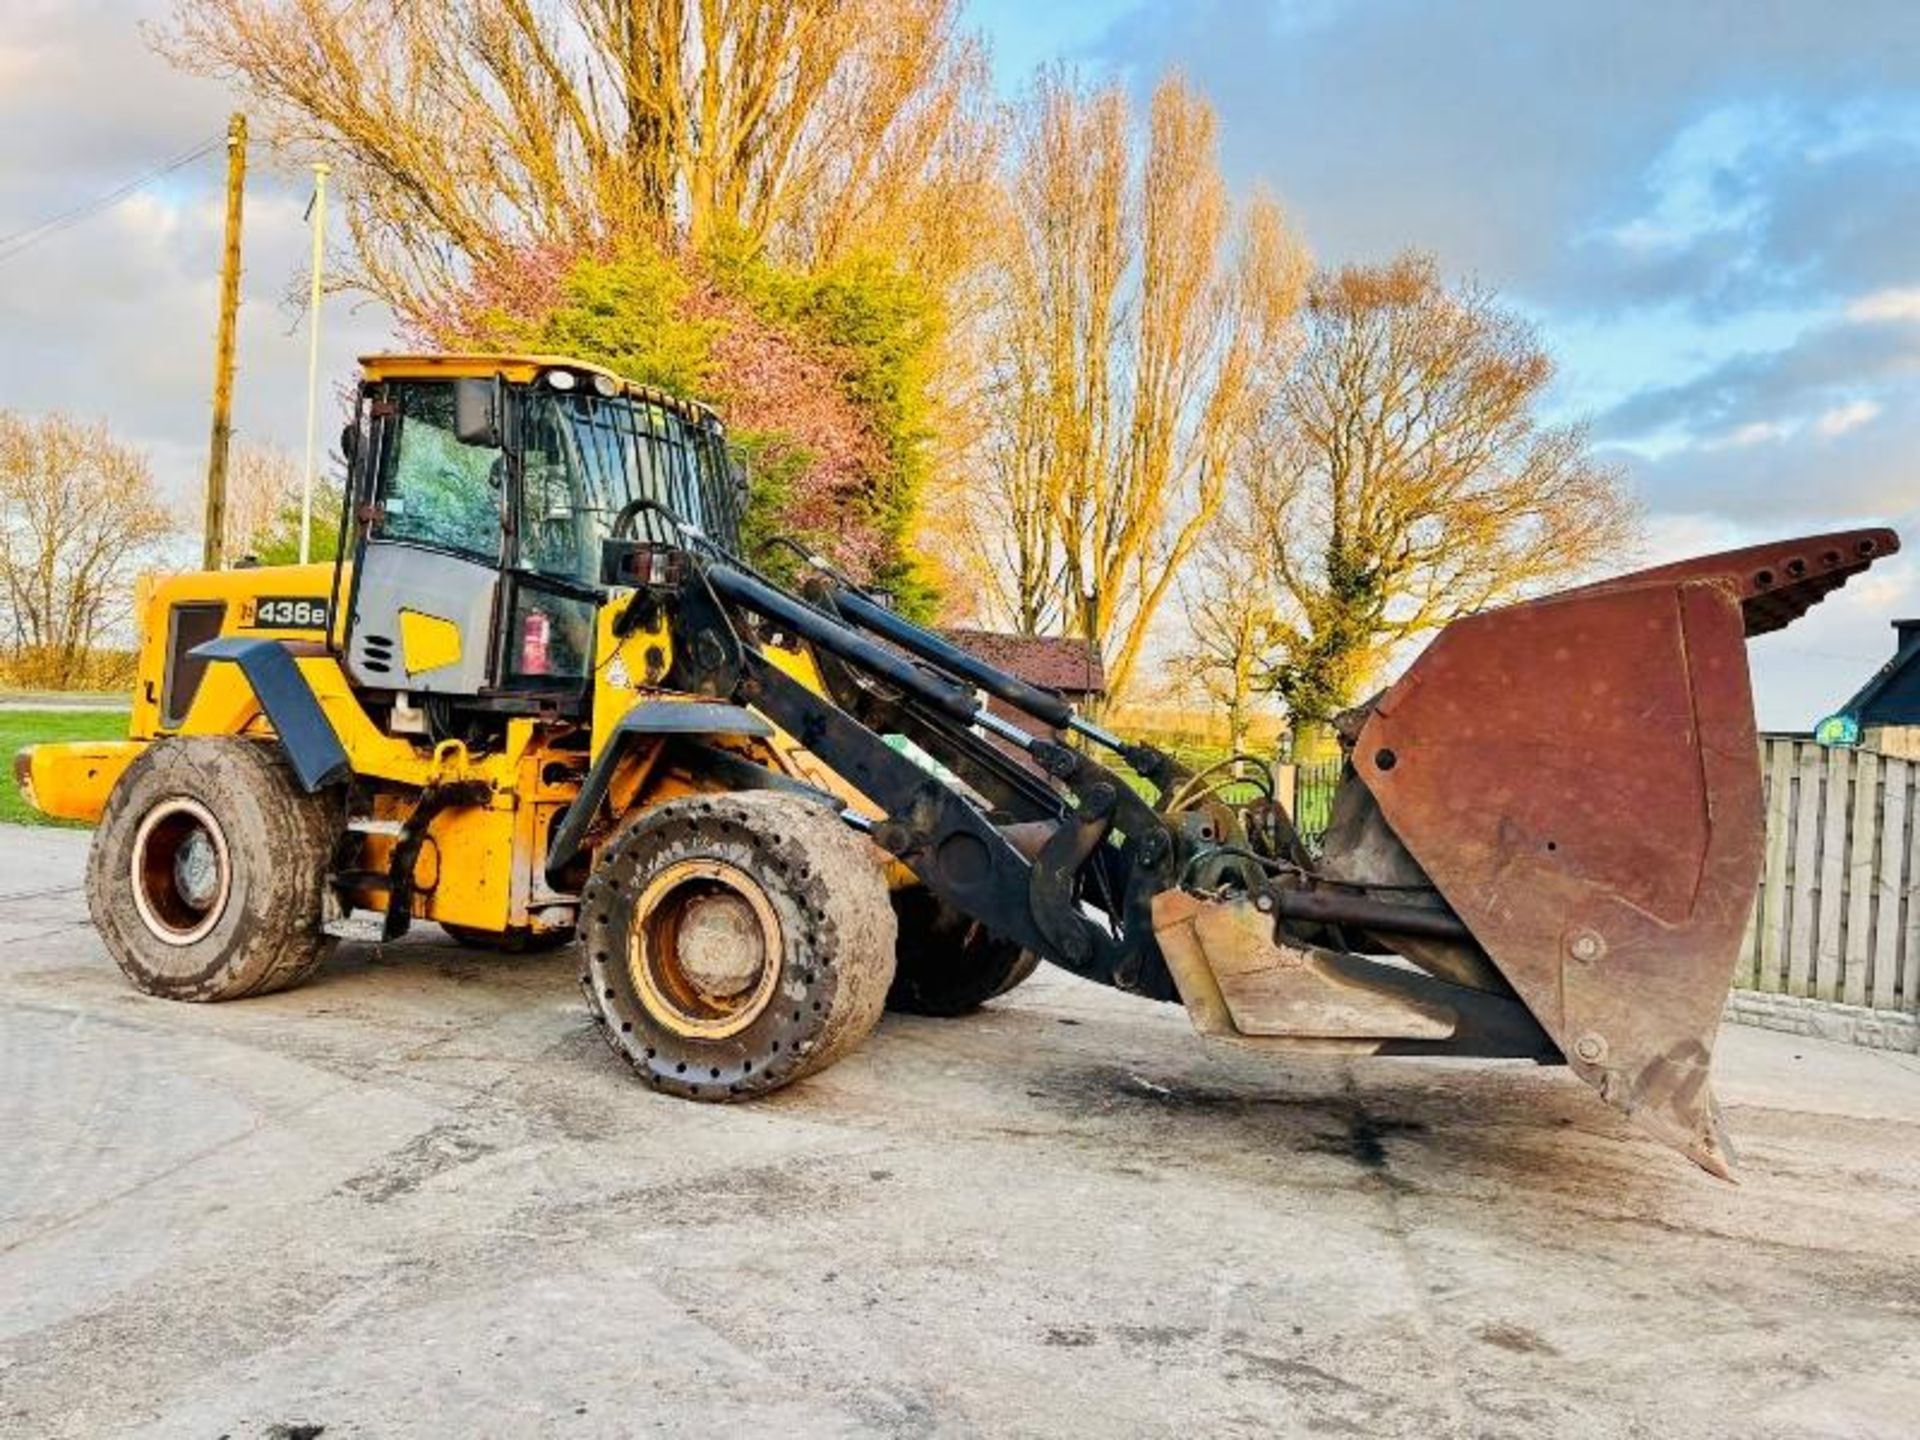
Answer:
top-left (202, 112), bottom-right (247, 571)
top-left (300, 161), bottom-right (330, 565)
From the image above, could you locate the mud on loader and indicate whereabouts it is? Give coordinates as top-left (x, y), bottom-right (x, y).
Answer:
top-left (13, 353), bottom-right (1899, 1176)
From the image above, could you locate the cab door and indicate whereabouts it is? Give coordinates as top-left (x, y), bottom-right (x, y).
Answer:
top-left (491, 391), bottom-right (607, 696)
top-left (344, 379), bottom-right (507, 695)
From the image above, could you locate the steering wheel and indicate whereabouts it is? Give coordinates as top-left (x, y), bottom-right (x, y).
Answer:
top-left (611, 497), bottom-right (690, 541)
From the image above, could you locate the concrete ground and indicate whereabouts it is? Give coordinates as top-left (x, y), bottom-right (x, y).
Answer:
top-left (3, 822), bottom-right (1918, 1440)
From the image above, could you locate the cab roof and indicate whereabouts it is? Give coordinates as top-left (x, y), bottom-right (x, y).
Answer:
top-left (358, 352), bottom-right (721, 426)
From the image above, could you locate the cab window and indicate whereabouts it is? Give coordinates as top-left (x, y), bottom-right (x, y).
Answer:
top-left (374, 383), bottom-right (503, 563)
top-left (517, 396), bottom-right (599, 586)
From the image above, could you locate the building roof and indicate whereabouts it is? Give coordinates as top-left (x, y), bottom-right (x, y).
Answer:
top-left (1821, 618), bottom-right (1920, 742)
top-left (941, 628), bottom-right (1106, 697)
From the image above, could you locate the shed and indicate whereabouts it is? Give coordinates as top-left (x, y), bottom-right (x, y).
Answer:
top-left (940, 628), bottom-right (1105, 738)
top-left (1817, 618), bottom-right (1920, 756)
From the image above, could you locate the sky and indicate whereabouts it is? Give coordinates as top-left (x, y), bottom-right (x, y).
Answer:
top-left (4, 2), bottom-right (1918, 728)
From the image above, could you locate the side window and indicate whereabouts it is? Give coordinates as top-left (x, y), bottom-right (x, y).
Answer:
top-left (375, 384), bottom-right (503, 562)
top-left (518, 399), bottom-right (596, 585)
top-left (161, 601), bottom-right (227, 728)
top-left (504, 585), bottom-right (596, 685)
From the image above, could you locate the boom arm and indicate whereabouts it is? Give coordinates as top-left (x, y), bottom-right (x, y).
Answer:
top-left (676, 557), bottom-right (1184, 997)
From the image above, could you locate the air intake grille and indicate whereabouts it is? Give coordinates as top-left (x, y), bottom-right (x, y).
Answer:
top-left (359, 634), bottom-right (395, 675)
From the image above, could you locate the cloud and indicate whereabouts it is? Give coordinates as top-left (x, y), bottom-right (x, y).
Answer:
top-left (1566, 98), bottom-right (1920, 319)
top-left (1595, 311), bottom-right (1920, 444)
top-left (1850, 287), bottom-right (1920, 323)
top-left (1815, 399), bottom-right (1882, 437)
top-left (1704, 420), bottom-right (1793, 450)
top-left (0, 1), bottom-right (396, 518)
top-left (1605, 383), bottom-right (1920, 534)
top-left (1084, 0), bottom-right (1920, 290)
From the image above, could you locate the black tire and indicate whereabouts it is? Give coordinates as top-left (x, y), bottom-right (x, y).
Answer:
top-left (886, 886), bottom-right (1041, 1016)
top-left (580, 791), bottom-right (896, 1099)
top-left (441, 922), bottom-right (577, 954)
top-left (87, 737), bottom-right (339, 1002)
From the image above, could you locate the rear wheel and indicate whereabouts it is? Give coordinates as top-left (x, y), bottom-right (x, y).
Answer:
top-left (887, 887), bottom-right (1040, 1016)
top-left (87, 737), bottom-right (339, 1002)
top-left (580, 791), bottom-right (896, 1099)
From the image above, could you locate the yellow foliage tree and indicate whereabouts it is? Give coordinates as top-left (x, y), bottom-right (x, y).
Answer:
top-left (162, 0), bottom-right (997, 325)
top-left (1257, 254), bottom-right (1642, 751)
top-left (965, 70), bottom-right (1307, 704)
top-left (0, 413), bottom-right (175, 689)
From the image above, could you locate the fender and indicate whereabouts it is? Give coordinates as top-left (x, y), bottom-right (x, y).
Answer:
top-left (544, 701), bottom-right (776, 886)
top-left (191, 636), bottom-right (350, 792)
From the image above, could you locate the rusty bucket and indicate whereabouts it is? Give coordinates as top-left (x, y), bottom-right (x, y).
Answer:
top-left (1348, 529), bottom-right (1898, 1175)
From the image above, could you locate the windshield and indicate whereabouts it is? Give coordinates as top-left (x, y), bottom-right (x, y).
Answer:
top-left (554, 390), bottom-right (741, 553)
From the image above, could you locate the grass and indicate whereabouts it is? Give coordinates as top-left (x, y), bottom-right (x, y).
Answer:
top-left (1, 709), bottom-right (130, 827)
top-left (1104, 741), bottom-right (1345, 852)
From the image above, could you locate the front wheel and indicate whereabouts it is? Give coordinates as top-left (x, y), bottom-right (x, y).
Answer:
top-left (579, 791), bottom-right (897, 1099)
top-left (87, 737), bottom-right (339, 1002)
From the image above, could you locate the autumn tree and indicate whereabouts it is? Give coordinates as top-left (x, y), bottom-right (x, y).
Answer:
top-left (162, 0), bottom-right (996, 327)
top-left (967, 71), bottom-right (1306, 702)
top-left (1257, 254), bottom-right (1640, 752)
top-left (0, 413), bottom-right (175, 688)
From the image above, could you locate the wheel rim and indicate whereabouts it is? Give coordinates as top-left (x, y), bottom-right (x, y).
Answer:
top-left (129, 798), bottom-right (232, 947)
top-left (629, 858), bottom-right (783, 1040)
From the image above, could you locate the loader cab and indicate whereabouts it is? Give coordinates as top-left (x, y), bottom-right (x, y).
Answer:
top-left (338, 355), bottom-right (740, 729)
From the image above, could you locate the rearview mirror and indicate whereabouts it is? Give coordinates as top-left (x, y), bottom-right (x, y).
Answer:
top-left (454, 376), bottom-right (504, 449)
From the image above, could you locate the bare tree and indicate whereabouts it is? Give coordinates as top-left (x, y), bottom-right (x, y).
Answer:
top-left (222, 442), bottom-right (300, 558)
top-left (1172, 444), bottom-right (1292, 753)
top-left (968, 71), bottom-right (1306, 702)
top-left (162, 0), bottom-right (997, 326)
top-left (1259, 253), bottom-right (1641, 750)
top-left (0, 413), bottom-right (175, 688)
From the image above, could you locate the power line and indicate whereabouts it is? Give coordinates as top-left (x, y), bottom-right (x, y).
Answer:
top-left (0, 132), bottom-right (225, 265)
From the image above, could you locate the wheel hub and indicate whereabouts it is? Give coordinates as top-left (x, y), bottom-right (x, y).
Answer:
top-left (629, 859), bottom-right (782, 1040)
top-left (129, 798), bottom-right (232, 947)
top-left (174, 829), bottom-right (221, 908)
top-left (674, 892), bottom-right (765, 998)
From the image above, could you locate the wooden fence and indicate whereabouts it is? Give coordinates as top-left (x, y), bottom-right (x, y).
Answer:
top-left (1737, 736), bottom-right (1920, 1014)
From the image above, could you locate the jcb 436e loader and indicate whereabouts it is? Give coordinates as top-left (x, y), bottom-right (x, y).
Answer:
top-left (15, 353), bottom-right (1898, 1177)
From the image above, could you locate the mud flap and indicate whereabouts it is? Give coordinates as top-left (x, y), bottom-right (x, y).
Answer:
top-left (1348, 529), bottom-right (1899, 1177)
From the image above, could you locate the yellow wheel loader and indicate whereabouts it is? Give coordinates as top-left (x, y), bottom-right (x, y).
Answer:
top-left (13, 352), bottom-right (1899, 1175)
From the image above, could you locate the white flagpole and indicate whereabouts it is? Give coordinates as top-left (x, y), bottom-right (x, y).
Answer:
top-left (300, 161), bottom-right (330, 564)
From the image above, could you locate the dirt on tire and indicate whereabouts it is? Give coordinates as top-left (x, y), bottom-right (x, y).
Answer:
top-left (87, 736), bottom-right (340, 1002)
